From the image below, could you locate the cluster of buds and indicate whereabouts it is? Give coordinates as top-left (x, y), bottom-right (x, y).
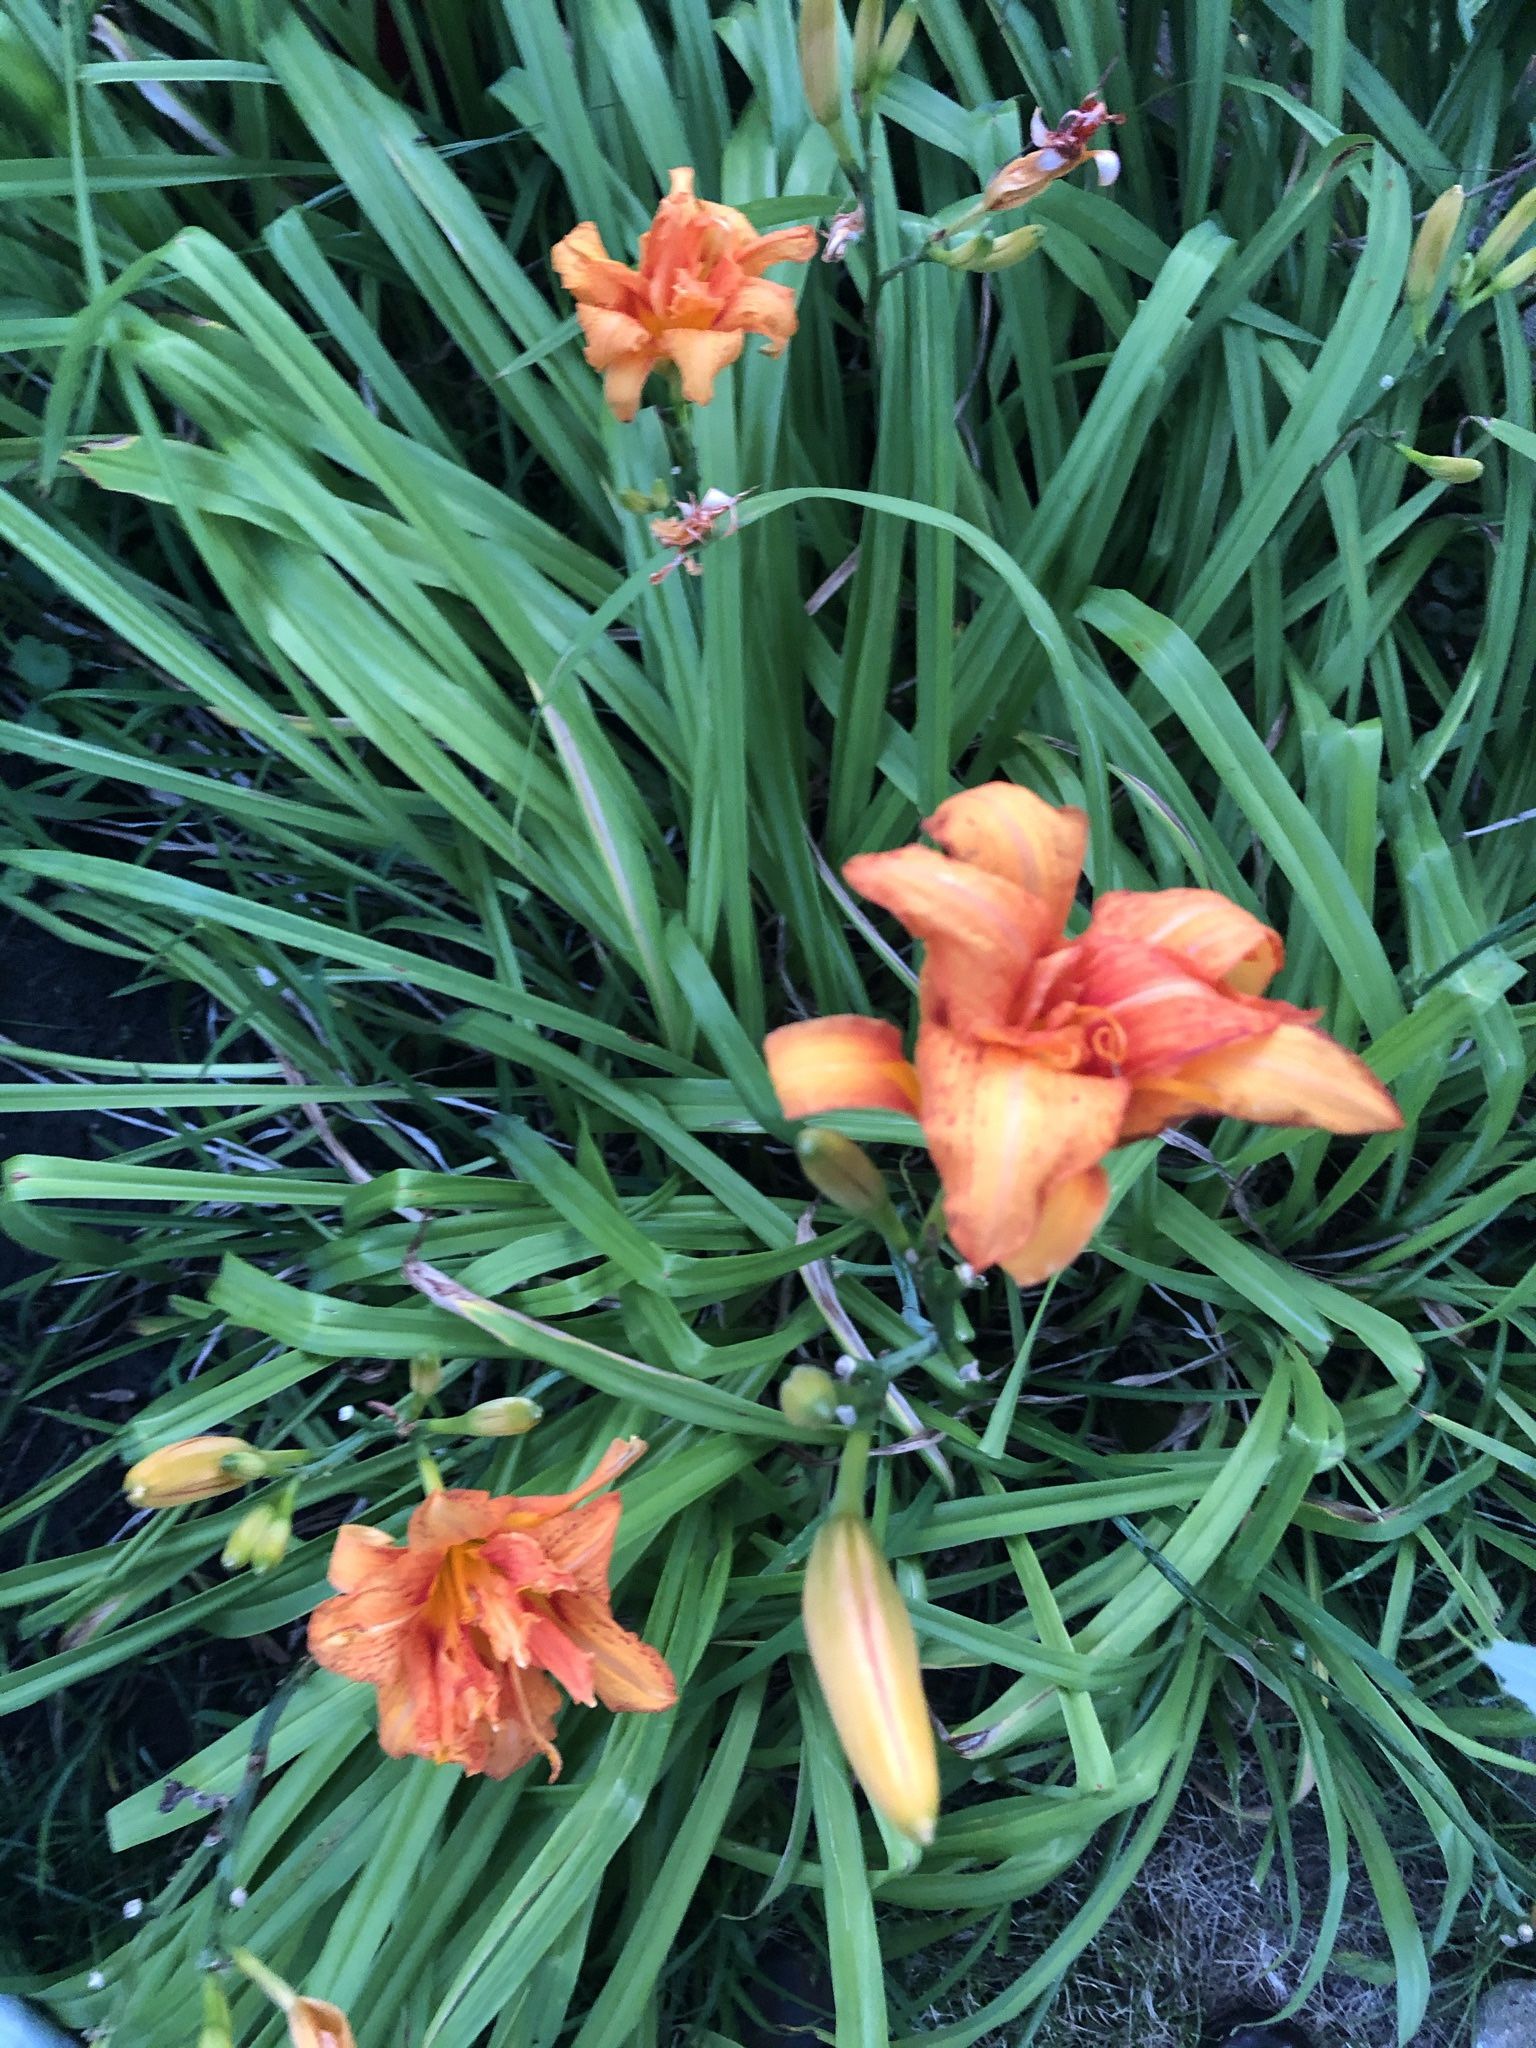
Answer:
top-left (221, 1483), bottom-right (298, 1575)
top-left (799, 0), bottom-right (918, 133)
top-left (1405, 179), bottom-right (1536, 339)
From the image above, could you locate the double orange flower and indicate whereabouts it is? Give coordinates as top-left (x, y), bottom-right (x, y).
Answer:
top-left (766, 785), bottom-right (1402, 1284)
top-left (552, 168), bottom-right (817, 420)
top-left (309, 1438), bottom-right (675, 1779)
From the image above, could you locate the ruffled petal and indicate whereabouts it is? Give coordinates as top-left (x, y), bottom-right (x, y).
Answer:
top-left (999, 1165), bottom-right (1111, 1285)
top-left (1087, 888), bottom-right (1284, 995)
top-left (736, 223), bottom-right (819, 274)
top-left (575, 303), bottom-right (652, 369)
top-left (550, 222), bottom-right (639, 311)
top-left (480, 1670), bottom-right (564, 1780)
top-left (915, 1024), bottom-right (1129, 1272)
top-left (764, 1015), bottom-right (921, 1120)
top-left (721, 276), bottom-right (800, 349)
top-left (663, 325), bottom-right (744, 403)
top-left (326, 1522), bottom-right (401, 1594)
top-left (534, 1492), bottom-right (622, 1590)
top-left (408, 1488), bottom-right (510, 1551)
top-left (845, 845), bottom-right (1052, 1036)
top-left (550, 1591), bottom-right (678, 1713)
top-left (601, 351), bottom-right (657, 423)
top-left (924, 785), bottom-right (1087, 939)
top-left (308, 1578), bottom-right (428, 1687)
top-left (527, 1613), bottom-right (598, 1706)
top-left (1071, 936), bottom-right (1312, 1078)
top-left (1121, 1022), bottom-right (1404, 1137)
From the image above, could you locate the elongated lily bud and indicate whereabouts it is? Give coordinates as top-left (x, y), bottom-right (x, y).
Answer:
top-left (124, 1435), bottom-right (257, 1508)
top-left (409, 1351), bottom-right (443, 1398)
top-left (796, 1128), bottom-right (895, 1223)
top-left (780, 1364), bottom-right (843, 1428)
top-left (873, 1), bottom-right (917, 85)
top-left (1394, 442), bottom-right (1484, 483)
top-left (852, 0), bottom-right (884, 91)
top-left (803, 1512), bottom-right (940, 1844)
top-left (1487, 246), bottom-right (1536, 296)
top-left (799, 0), bottom-right (843, 129)
top-left (1471, 183), bottom-right (1536, 282)
top-left (967, 223), bottom-right (1047, 272)
top-left (1405, 184), bottom-right (1463, 339)
top-left (459, 1396), bottom-right (544, 1437)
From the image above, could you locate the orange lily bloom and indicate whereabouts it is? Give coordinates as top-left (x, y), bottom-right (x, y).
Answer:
top-left (765, 784), bottom-right (1402, 1285)
top-left (308, 1437), bottom-right (676, 1778)
top-left (551, 167), bottom-right (817, 421)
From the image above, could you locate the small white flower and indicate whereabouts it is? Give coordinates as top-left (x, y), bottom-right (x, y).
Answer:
top-left (122, 1898), bottom-right (143, 1920)
top-left (88, 1970), bottom-right (106, 1989)
top-left (1379, 372), bottom-right (1396, 390)
top-left (337, 1404), bottom-right (356, 1422)
top-left (229, 1886), bottom-right (249, 1908)
top-left (834, 1403), bottom-right (860, 1427)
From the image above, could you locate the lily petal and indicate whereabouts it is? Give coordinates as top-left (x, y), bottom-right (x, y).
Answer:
top-left (501, 1437), bottom-right (648, 1526)
top-left (845, 845), bottom-right (1052, 1035)
top-left (924, 784), bottom-right (1087, 938)
top-left (549, 222), bottom-right (637, 310)
top-left (1071, 936), bottom-right (1310, 1077)
top-left (999, 1165), bottom-right (1111, 1285)
top-left (550, 1592), bottom-right (678, 1712)
top-left (736, 223), bottom-right (820, 274)
top-left (663, 326), bottom-right (745, 404)
top-left (575, 303), bottom-right (652, 369)
top-left (600, 351), bottom-right (656, 424)
top-left (916, 1025), bottom-right (1128, 1271)
top-left (764, 1015), bottom-right (921, 1120)
top-left (1122, 1022), bottom-right (1404, 1137)
top-left (1087, 888), bottom-right (1284, 995)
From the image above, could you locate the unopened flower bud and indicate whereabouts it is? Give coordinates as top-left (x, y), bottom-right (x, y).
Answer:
top-left (459, 1396), bottom-right (544, 1437)
top-left (198, 1975), bottom-right (235, 2048)
top-left (1471, 184), bottom-right (1536, 282)
top-left (779, 1365), bottom-right (843, 1428)
top-left (803, 1513), bottom-right (939, 1844)
top-left (408, 1351), bottom-right (443, 1398)
top-left (851, 0), bottom-right (884, 91)
top-left (798, 0), bottom-right (843, 130)
top-left (1405, 184), bottom-right (1463, 338)
top-left (796, 1128), bottom-right (895, 1222)
top-left (124, 1435), bottom-right (257, 1508)
top-left (416, 1448), bottom-right (446, 1494)
top-left (872, 1), bottom-right (917, 86)
top-left (231, 1948), bottom-right (356, 2048)
top-left (221, 1484), bottom-right (297, 1574)
top-left (967, 222), bottom-right (1047, 272)
top-left (1393, 443), bottom-right (1483, 483)
top-left (822, 204), bottom-right (865, 262)
top-left (1487, 246), bottom-right (1536, 296)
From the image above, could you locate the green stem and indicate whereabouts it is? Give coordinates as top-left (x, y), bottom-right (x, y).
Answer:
top-left (832, 1427), bottom-right (873, 1516)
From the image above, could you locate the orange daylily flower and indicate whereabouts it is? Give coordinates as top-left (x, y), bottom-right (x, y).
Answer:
top-left (765, 784), bottom-right (1403, 1285)
top-left (308, 1437), bottom-right (676, 1778)
top-left (551, 168), bottom-right (817, 421)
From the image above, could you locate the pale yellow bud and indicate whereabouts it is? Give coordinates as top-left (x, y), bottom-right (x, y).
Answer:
top-left (1405, 184), bottom-right (1463, 339)
top-left (851, 0), bottom-right (884, 92)
top-left (796, 1128), bottom-right (894, 1221)
top-left (1393, 443), bottom-right (1484, 483)
top-left (802, 1513), bottom-right (940, 1844)
top-left (779, 1365), bottom-right (843, 1428)
top-left (124, 1435), bottom-right (255, 1508)
top-left (459, 1396), bottom-right (544, 1437)
top-left (798, 0), bottom-right (843, 129)
top-left (873, 1), bottom-right (917, 85)
top-left (967, 222), bottom-right (1047, 272)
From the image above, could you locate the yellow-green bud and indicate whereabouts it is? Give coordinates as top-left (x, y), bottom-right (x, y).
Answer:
top-left (852, 0), bottom-right (884, 92)
top-left (1471, 184), bottom-right (1536, 281)
top-left (1393, 442), bottom-right (1484, 483)
top-left (417, 1448), bottom-right (446, 1495)
top-left (1405, 184), bottom-right (1463, 340)
top-left (460, 1396), bottom-right (544, 1437)
top-left (124, 1435), bottom-right (256, 1508)
top-left (409, 1352), bottom-right (443, 1399)
top-left (966, 222), bottom-right (1047, 272)
top-left (873, 1), bottom-right (917, 85)
top-left (221, 1484), bottom-right (297, 1574)
top-left (779, 1365), bottom-right (843, 1428)
top-left (198, 1975), bottom-right (235, 2048)
top-left (796, 1128), bottom-right (894, 1221)
top-left (1487, 246), bottom-right (1536, 297)
top-left (798, 0), bottom-right (843, 129)
top-left (929, 231), bottom-right (991, 270)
